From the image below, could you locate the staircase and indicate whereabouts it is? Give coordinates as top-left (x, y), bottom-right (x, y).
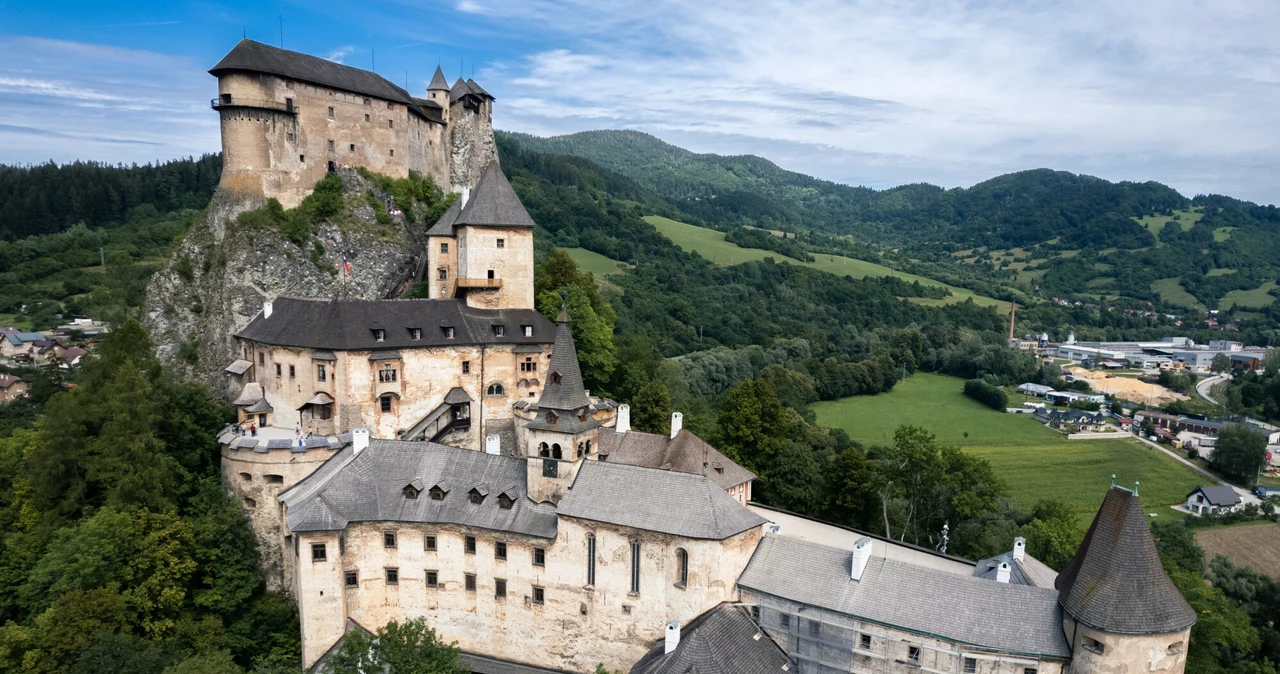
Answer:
top-left (401, 401), bottom-right (471, 442)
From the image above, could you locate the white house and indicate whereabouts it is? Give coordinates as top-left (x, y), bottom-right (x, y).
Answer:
top-left (1184, 486), bottom-right (1243, 515)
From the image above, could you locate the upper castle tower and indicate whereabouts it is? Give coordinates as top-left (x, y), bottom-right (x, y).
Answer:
top-left (209, 40), bottom-right (495, 207)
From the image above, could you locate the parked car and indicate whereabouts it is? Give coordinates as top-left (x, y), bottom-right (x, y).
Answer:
top-left (1253, 486), bottom-right (1280, 499)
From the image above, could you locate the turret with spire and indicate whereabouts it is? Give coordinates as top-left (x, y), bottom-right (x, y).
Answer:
top-left (427, 65), bottom-right (450, 114)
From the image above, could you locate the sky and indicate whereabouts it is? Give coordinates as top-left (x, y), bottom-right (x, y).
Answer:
top-left (1, 0), bottom-right (1278, 205)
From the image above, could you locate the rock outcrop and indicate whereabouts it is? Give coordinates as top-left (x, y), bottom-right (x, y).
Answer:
top-left (145, 169), bottom-right (423, 390)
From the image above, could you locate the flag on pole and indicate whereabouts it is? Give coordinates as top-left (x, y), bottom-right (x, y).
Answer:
top-left (342, 255), bottom-right (352, 277)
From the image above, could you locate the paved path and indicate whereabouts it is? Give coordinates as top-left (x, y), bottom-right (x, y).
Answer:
top-left (1130, 433), bottom-right (1261, 505)
top-left (1197, 373), bottom-right (1229, 404)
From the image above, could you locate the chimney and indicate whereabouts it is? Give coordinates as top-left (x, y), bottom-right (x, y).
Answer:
top-left (263, 300), bottom-right (274, 319)
top-left (850, 537), bottom-right (873, 581)
top-left (670, 412), bottom-right (683, 439)
top-left (616, 404), bottom-right (631, 434)
top-left (996, 561), bottom-right (1011, 583)
top-left (1013, 536), bottom-right (1026, 562)
top-left (352, 428), bottom-right (370, 455)
top-left (664, 620), bottom-right (680, 654)
top-left (460, 186), bottom-right (471, 209)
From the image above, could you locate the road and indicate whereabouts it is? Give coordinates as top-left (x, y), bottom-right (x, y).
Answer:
top-left (1197, 373), bottom-right (1229, 405)
top-left (1130, 433), bottom-right (1260, 505)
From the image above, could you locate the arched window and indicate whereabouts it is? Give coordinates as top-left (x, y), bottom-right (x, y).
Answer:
top-left (675, 548), bottom-right (689, 587)
top-left (586, 533), bottom-right (596, 586)
top-left (487, 383), bottom-right (505, 396)
top-left (546, 411), bottom-right (558, 424)
top-left (551, 443), bottom-right (562, 459)
top-left (551, 372), bottom-right (562, 385)
top-left (586, 439), bottom-right (592, 454)
top-left (539, 442), bottom-right (550, 457)
top-left (576, 442), bottom-right (584, 458)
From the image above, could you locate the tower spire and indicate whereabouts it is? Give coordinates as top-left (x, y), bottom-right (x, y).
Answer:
top-left (536, 289), bottom-right (591, 413)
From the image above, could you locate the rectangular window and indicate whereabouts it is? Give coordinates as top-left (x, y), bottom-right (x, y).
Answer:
top-left (426, 570), bottom-right (439, 588)
top-left (465, 573), bottom-right (476, 592)
top-left (859, 634), bottom-right (871, 650)
top-left (630, 540), bottom-right (641, 594)
top-left (258, 353), bottom-right (264, 365)
top-left (586, 534), bottom-right (596, 586)
top-left (317, 364), bottom-right (326, 381)
top-left (522, 325), bottom-right (533, 337)
top-left (275, 363), bottom-right (282, 377)
top-left (385, 567), bottom-right (399, 585)
top-left (372, 328), bottom-right (386, 342)
top-left (495, 541), bottom-right (507, 560)
top-left (908, 647), bottom-right (920, 663)
top-left (311, 543), bottom-right (327, 562)
top-left (495, 578), bottom-right (507, 598)
top-left (345, 570), bottom-right (358, 587)
top-left (462, 361), bottom-right (470, 374)
top-left (289, 365), bottom-right (296, 379)
top-left (1083, 637), bottom-right (1105, 655)
top-left (487, 269), bottom-right (495, 279)
top-left (380, 395), bottom-right (393, 413)
top-left (964, 658), bottom-right (976, 673)
top-left (384, 531), bottom-right (397, 548)
top-left (299, 154), bottom-right (305, 162)
top-left (363, 97), bottom-right (371, 105)
top-left (364, 113), bottom-right (370, 122)
top-left (496, 238), bottom-right (505, 249)
top-left (533, 547), bottom-right (546, 567)
top-left (409, 328), bottom-right (422, 340)
top-left (493, 325), bottom-right (505, 337)
top-left (425, 534), bottom-right (437, 551)
top-left (440, 243), bottom-right (449, 254)
top-left (443, 327), bottom-right (455, 339)
top-left (286, 131), bottom-right (295, 142)
top-left (751, 605), bottom-right (761, 622)
top-left (349, 143), bottom-right (355, 152)
top-left (438, 268), bottom-right (447, 281)
top-left (328, 139), bottom-right (334, 151)
top-left (520, 358), bottom-right (536, 372)
top-left (465, 535), bottom-right (477, 554)
top-left (779, 614), bottom-right (790, 630)
top-left (532, 586), bottom-right (544, 605)
top-left (808, 620), bottom-right (820, 639)
top-left (328, 106), bottom-right (334, 119)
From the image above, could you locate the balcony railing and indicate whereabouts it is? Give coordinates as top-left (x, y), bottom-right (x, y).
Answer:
top-left (211, 96), bottom-right (297, 114)
top-left (455, 277), bottom-right (503, 289)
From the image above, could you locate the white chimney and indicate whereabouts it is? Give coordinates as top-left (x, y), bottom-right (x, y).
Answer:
top-left (616, 404), bottom-right (631, 434)
top-left (996, 561), bottom-right (1011, 583)
top-left (263, 300), bottom-right (273, 319)
top-left (664, 620), bottom-right (680, 654)
top-left (460, 186), bottom-right (471, 209)
top-left (850, 537), bottom-right (873, 581)
top-left (485, 433), bottom-right (501, 455)
top-left (352, 428), bottom-right (370, 455)
top-left (1013, 536), bottom-right (1026, 562)
top-left (670, 412), bottom-right (683, 439)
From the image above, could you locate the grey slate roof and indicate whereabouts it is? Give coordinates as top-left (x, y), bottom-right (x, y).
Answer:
top-left (739, 535), bottom-right (1072, 659)
top-left (210, 40), bottom-right (429, 121)
top-left (558, 461), bottom-right (766, 540)
top-left (467, 78), bottom-right (493, 99)
top-left (236, 297), bottom-right (554, 350)
top-left (232, 382), bottom-right (265, 406)
top-left (598, 427), bottom-right (755, 491)
top-left (428, 66), bottom-right (450, 91)
top-left (425, 198), bottom-right (462, 237)
top-left (524, 413), bottom-right (600, 435)
top-left (368, 350), bottom-right (401, 361)
top-left (453, 162), bottom-right (537, 229)
top-left (535, 299), bottom-right (592, 412)
top-left (224, 359), bottom-right (252, 375)
top-left (311, 350), bottom-right (337, 361)
top-left (631, 604), bottom-right (791, 674)
top-left (450, 77), bottom-right (474, 103)
top-left (444, 386), bottom-right (473, 404)
top-left (280, 440), bottom-right (557, 538)
top-left (1055, 487), bottom-right (1196, 635)
top-left (973, 551), bottom-right (1059, 588)
top-left (1189, 485), bottom-right (1242, 507)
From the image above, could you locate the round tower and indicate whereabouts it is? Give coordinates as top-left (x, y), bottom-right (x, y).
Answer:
top-left (1057, 486), bottom-right (1196, 673)
top-left (427, 65), bottom-right (450, 113)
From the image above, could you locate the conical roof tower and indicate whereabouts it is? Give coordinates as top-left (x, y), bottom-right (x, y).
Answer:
top-left (536, 290), bottom-right (592, 413)
top-left (428, 65), bottom-right (449, 91)
top-left (1055, 486), bottom-right (1196, 634)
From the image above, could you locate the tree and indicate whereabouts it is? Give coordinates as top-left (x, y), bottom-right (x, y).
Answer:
top-left (714, 379), bottom-right (786, 471)
top-left (823, 445), bottom-right (880, 530)
top-left (328, 618), bottom-right (468, 674)
top-left (162, 650), bottom-right (243, 674)
top-left (1211, 353), bottom-right (1233, 373)
top-left (1210, 423), bottom-right (1268, 485)
top-left (1017, 500), bottom-right (1083, 570)
top-left (631, 379), bottom-right (671, 435)
top-left (536, 285), bottom-right (617, 393)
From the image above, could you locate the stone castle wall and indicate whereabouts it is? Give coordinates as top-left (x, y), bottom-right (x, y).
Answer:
top-left (449, 98), bottom-right (497, 191)
top-left (1063, 617), bottom-right (1189, 674)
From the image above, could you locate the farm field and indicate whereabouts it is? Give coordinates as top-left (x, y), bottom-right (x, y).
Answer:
top-left (1196, 522), bottom-right (1280, 579)
top-left (1220, 281), bottom-right (1278, 310)
top-left (1134, 208), bottom-right (1203, 242)
top-left (644, 216), bottom-right (1010, 311)
top-left (564, 247), bottom-right (629, 279)
top-left (812, 373), bottom-right (1205, 521)
top-left (1151, 277), bottom-right (1202, 309)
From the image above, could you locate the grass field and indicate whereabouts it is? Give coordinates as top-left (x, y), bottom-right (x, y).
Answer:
top-left (812, 373), bottom-right (1205, 521)
top-left (564, 247), bottom-right (629, 278)
top-left (1206, 268), bottom-right (1238, 277)
top-left (1220, 281), bottom-right (1278, 310)
top-left (1197, 522), bottom-right (1280, 579)
top-left (1135, 209), bottom-right (1203, 242)
top-left (1151, 277), bottom-right (1202, 309)
top-left (1214, 227), bottom-right (1236, 242)
top-left (644, 216), bottom-right (1010, 311)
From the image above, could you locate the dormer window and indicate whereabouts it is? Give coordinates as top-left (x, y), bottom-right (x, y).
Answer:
top-left (551, 372), bottom-right (562, 385)
top-left (443, 327), bottom-right (455, 339)
top-left (404, 486), bottom-right (420, 499)
top-left (409, 328), bottom-right (422, 340)
top-left (498, 493), bottom-right (514, 510)
top-left (372, 329), bottom-right (386, 342)
top-left (429, 486), bottom-right (447, 501)
top-left (493, 325), bottom-right (505, 337)
top-left (522, 325), bottom-right (533, 337)
top-left (469, 488), bottom-right (487, 504)
top-left (546, 411), bottom-right (558, 424)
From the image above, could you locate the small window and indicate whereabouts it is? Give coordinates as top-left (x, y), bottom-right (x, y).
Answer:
top-left (859, 634), bottom-right (871, 650)
top-left (551, 372), bottom-right (562, 385)
top-left (345, 570), bottom-right (358, 587)
top-left (495, 541), bottom-right (507, 560)
top-left (258, 353), bottom-right (264, 365)
top-left (964, 658), bottom-right (976, 674)
top-left (630, 540), bottom-right (641, 594)
top-left (751, 605), bottom-right (761, 622)
top-left (286, 131), bottom-right (295, 142)
top-left (779, 614), bottom-right (790, 630)
top-left (443, 327), bottom-right (455, 339)
top-left (430, 487), bottom-right (445, 501)
top-left (675, 549), bottom-right (688, 587)
top-left (498, 493), bottom-right (514, 510)
top-left (380, 395), bottom-right (393, 413)
top-left (495, 578), bottom-right (507, 598)
top-left (385, 567), bottom-right (399, 585)
top-left (265, 474), bottom-right (284, 484)
top-left (1168, 641), bottom-right (1184, 655)
top-left (328, 139), bottom-right (335, 151)
top-left (372, 329), bottom-right (386, 342)
top-left (497, 238), bottom-right (505, 249)
top-left (275, 363), bottom-right (282, 377)
top-left (532, 586), bottom-right (545, 605)
top-left (493, 325), bottom-right (505, 337)
top-left (487, 383), bottom-right (505, 396)
top-left (363, 97), bottom-right (371, 105)
top-left (389, 149), bottom-right (395, 157)
top-left (487, 269), bottom-right (495, 279)
top-left (425, 534), bottom-right (437, 551)
top-left (384, 531), bottom-right (397, 549)
top-left (522, 325), bottom-right (533, 337)
top-left (1083, 637), bottom-right (1105, 655)
top-left (469, 490), bottom-right (485, 504)
top-left (426, 570), bottom-right (439, 587)
top-left (908, 647), bottom-right (920, 663)
top-left (465, 573), bottom-right (476, 592)
top-left (364, 113), bottom-right (370, 122)
top-left (437, 268), bottom-right (447, 281)
top-left (533, 547), bottom-right (546, 567)
top-left (299, 154), bottom-right (305, 162)
top-left (317, 364), bottom-right (327, 381)
top-left (465, 535), bottom-right (477, 554)
top-left (239, 472), bottom-right (251, 481)
top-left (349, 143), bottom-right (355, 152)
top-left (586, 533), bottom-right (597, 586)
top-left (311, 543), bottom-right (327, 562)
top-left (289, 365), bottom-right (296, 379)
top-left (327, 106), bottom-right (334, 119)
top-left (808, 620), bottom-right (820, 639)
top-left (388, 119), bottom-right (394, 129)
top-left (462, 361), bottom-right (470, 374)
top-left (409, 328), bottom-right (422, 340)
top-left (440, 243), bottom-right (449, 254)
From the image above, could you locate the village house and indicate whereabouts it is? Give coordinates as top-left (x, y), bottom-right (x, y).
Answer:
top-left (0, 374), bottom-right (26, 402)
top-left (1184, 486), bottom-right (1244, 516)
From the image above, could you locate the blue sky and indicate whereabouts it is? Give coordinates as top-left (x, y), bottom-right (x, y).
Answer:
top-left (2, 0), bottom-right (1278, 204)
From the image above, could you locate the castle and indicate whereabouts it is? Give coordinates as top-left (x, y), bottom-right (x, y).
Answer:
top-left (210, 41), bottom-right (1196, 674)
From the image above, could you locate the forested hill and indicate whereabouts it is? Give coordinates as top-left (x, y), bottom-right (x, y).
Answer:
top-left (501, 130), bottom-right (1276, 251)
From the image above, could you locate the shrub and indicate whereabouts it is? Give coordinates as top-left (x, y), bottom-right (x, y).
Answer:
top-left (964, 379), bottom-right (1008, 410)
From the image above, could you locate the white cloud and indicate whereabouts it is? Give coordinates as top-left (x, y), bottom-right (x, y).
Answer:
top-left (325, 46), bottom-right (356, 64)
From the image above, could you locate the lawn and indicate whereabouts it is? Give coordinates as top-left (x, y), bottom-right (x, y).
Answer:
top-left (812, 373), bottom-right (1205, 521)
top-left (563, 247), bottom-right (629, 279)
top-left (1151, 277), bottom-right (1202, 309)
top-left (1134, 209), bottom-right (1202, 242)
top-left (1214, 227), bottom-right (1235, 242)
top-left (1206, 268), bottom-right (1237, 277)
top-left (644, 216), bottom-right (1010, 312)
top-left (1220, 281), bottom-right (1278, 310)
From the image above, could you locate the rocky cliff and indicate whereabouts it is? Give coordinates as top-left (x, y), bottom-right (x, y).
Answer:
top-left (145, 169), bottom-right (424, 390)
